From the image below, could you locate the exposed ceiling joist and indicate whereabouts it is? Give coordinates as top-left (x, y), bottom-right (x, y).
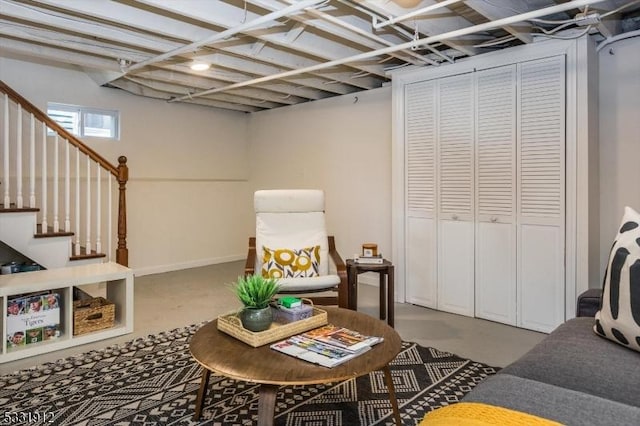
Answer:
top-left (1, 0), bottom-right (638, 113)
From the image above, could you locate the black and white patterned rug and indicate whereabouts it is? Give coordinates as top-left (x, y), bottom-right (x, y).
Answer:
top-left (0, 323), bottom-right (499, 425)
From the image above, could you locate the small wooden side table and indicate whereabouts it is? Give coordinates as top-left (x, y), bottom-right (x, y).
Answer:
top-left (346, 259), bottom-right (395, 327)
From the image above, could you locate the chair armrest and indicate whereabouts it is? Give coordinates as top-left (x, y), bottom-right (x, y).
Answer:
top-left (245, 237), bottom-right (256, 276)
top-left (328, 236), bottom-right (348, 308)
top-left (576, 288), bottom-right (602, 317)
top-left (327, 235), bottom-right (346, 273)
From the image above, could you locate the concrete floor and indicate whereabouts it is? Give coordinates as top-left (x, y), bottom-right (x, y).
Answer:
top-left (1, 260), bottom-right (546, 374)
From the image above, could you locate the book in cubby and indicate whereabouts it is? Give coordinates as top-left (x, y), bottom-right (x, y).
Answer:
top-left (6, 292), bottom-right (61, 349)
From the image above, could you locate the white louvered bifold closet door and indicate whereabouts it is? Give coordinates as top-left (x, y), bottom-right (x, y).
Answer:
top-left (474, 65), bottom-right (517, 325)
top-left (405, 80), bottom-right (438, 308)
top-left (517, 55), bottom-right (566, 333)
top-left (437, 73), bottom-right (475, 316)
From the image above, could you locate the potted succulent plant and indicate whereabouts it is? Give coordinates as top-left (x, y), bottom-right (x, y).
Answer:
top-left (233, 274), bottom-right (281, 332)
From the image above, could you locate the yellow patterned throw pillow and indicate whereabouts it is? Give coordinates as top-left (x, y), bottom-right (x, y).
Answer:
top-left (262, 246), bottom-right (320, 279)
top-left (420, 402), bottom-right (561, 425)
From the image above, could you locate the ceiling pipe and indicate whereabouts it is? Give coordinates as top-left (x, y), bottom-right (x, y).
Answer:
top-left (122, 0), bottom-right (326, 75)
top-left (287, 0), bottom-right (439, 66)
top-left (372, 0), bottom-right (466, 30)
top-left (596, 29), bottom-right (640, 51)
top-left (337, 0), bottom-right (455, 63)
top-left (170, 0), bottom-right (608, 103)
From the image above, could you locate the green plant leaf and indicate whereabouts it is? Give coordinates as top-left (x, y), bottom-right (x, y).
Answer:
top-left (232, 274), bottom-right (281, 308)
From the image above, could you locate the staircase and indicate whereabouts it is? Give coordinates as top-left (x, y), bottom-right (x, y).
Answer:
top-left (0, 80), bottom-right (128, 269)
top-left (0, 207), bottom-right (103, 269)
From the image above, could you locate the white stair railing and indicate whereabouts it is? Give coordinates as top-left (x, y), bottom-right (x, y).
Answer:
top-left (0, 80), bottom-right (129, 266)
top-left (85, 156), bottom-right (91, 254)
top-left (53, 133), bottom-right (59, 232)
top-left (41, 121), bottom-right (48, 232)
top-left (96, 167), bottom-right (102, 255)
top-left (64, 139), bottom-right (70, 231)
top-left (29, 113), bottom-right (36, 208)
top-left (3, 94), bottom-right (9, 208)
top-left (16, 104), bottom-right (23, 209)
top-left (75, 146), bottom-right (81, 256)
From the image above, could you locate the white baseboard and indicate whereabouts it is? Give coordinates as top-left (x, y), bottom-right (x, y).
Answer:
top-left (132, 254), bottom-right (246, 277)
top-left (133, 258), bottom-right (384, 287)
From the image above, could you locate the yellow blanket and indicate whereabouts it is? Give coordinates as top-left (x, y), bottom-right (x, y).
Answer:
top-left (420, 402), bottom-right (563, 425)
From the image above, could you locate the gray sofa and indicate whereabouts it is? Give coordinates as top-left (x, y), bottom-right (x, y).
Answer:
top-left (462, 290), bottom-right (640, 425)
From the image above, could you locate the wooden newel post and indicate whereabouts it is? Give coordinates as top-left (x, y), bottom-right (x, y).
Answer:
top-left (116, 156), bottom-right (129, 266)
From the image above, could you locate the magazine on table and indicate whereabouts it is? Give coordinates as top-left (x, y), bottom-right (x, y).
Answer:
top-left (271, 336), bottom-right (368, 368)
top-left (270, 324), bottom-right (383, 368)
top-left (301, 324), bottom-right (383, 353)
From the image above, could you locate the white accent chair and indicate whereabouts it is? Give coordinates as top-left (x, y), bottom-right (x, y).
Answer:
top-left (245, 189), bottom-right (350, 308)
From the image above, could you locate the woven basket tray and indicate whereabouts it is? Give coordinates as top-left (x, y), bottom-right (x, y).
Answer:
top-left (73, 297), bottom-right (116, 336)
top-left (217, 305), bottom-right (328, 347)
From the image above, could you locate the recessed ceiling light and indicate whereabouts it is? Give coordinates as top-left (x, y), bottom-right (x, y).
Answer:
top-left (190, 62), bottom-right (210, 71)
top-left (391, 0), bottom-right (421, 7)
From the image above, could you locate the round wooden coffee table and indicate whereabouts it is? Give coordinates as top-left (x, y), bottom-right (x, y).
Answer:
top-left (190, 307), bottom-right (403, 426)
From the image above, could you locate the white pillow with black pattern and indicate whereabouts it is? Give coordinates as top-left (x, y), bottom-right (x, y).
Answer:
top-left (594, 206), bottom-right (640, 353)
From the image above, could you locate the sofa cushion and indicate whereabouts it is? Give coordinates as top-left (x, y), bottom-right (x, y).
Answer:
top-left (464, 374), bottom-right (640, 426)
top-left (594, 206), bottom-right (640, 352)
top-left (499, 317), bottom-right (640, 408)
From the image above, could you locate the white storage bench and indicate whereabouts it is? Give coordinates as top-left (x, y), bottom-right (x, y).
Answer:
top-left (0, 262), bottom-right (133, 363)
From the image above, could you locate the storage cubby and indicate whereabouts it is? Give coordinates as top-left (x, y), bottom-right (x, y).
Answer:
top-left (0, 262), bottom-right (133, 363)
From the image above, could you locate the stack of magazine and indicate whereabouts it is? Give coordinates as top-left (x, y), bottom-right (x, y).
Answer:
top-left (355, 254), bottom-right (383, 264)
top-left (270, 324), bottom-right (383, 368)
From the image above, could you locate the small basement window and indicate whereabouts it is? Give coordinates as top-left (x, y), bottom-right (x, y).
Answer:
top-left (47, 103), bottom-right (120, 140)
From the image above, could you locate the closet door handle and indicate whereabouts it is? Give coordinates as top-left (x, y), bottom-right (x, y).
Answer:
top-left (452, 214), bottom-right (459, 221)
top-left (491, 217), bottom-right (498, 223)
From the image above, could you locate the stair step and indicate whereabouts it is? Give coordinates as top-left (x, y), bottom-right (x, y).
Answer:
top-left (70, 247), bottom-right (107, 261)
top-left (0, 205), bottom-right (39, 213)
top-left (1, 203), bottom-right (106, 264)
top-left (35, 224), bottom-right (74, 238)
top-left (34, 227), bottom-right (106, 260)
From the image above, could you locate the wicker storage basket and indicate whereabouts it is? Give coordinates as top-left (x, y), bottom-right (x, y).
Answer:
top-left (217, 306), bottom-right (328, 347)
top-left (73, 297), bottom-right (115, 335)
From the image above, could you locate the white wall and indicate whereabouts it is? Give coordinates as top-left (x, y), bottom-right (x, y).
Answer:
top-left (247, 87), bottom-right (392, 266)
top-left (0, 57), bottom-right (253, 274)
top-left (598, 36), bottom-right (640, 277)
top-left (6, 34), bottom-right (635, 285)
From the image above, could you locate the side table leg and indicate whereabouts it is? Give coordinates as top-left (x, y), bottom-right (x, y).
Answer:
top-left (383, 365), bottom-right (402, 425)
top-left (257, 383), bottom-right (279, 426)
top-left (388, 265), bottom-right (395, 327)
top-left (348, 264), bottom-right (359, 311)
top-left (193, 368), bottom-right (211, 420)
top-left (379, 271), bottom-right (386, 321)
